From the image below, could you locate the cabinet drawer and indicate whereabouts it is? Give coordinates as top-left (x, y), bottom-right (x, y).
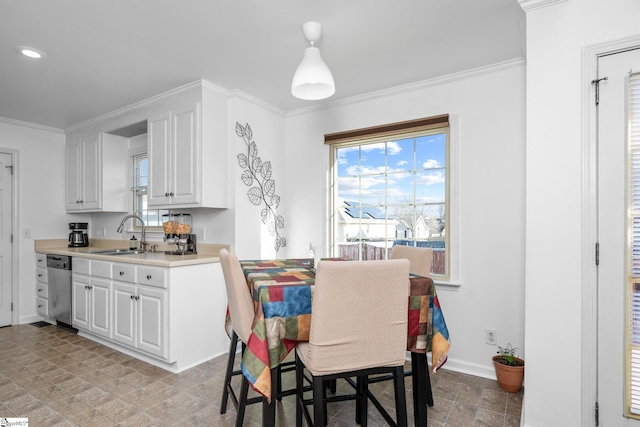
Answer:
top-left (36, 283), bottom-right (49, 299)
top-left (137, 266), bottom-right (168, 289)
top-left (36, 297), bottom-right (48, 316)
top-left (112, 263), bottom-right (137, 283)
top-left (91, 260), bottom-right (112, 279)
top-left (36, 267), bottom-right (48, 283)
top-left (36, 254), bottom-right (47, 268)
top-left (74, 258), bottom-right (91, 275)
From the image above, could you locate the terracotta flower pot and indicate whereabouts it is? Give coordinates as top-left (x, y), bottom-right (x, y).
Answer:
top-left (492, 355), bottom-right (524, 393)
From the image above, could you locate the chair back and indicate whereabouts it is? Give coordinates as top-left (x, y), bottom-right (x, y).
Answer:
top-left (305, 259), bottom-right (410, 375)
top-left (390, 245), bottom-right (433, 277)
top-left (219, 248), bottom-right (255, 344)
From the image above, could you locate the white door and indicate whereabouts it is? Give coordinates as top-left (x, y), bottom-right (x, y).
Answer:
top-left (0, 152), bottom-right (12, 326)
top-left (598, 48), bottom-right (640, 426)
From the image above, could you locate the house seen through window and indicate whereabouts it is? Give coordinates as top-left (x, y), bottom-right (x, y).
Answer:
top-left (328, 115), bottom-right (451, 279)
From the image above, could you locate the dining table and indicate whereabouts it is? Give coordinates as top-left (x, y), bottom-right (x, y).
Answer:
top-left (230, 258), bottom-right (451, 427)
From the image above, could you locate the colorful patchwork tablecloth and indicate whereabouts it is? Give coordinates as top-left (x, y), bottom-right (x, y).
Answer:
top-left (233, 259), bottom-right (450, 402)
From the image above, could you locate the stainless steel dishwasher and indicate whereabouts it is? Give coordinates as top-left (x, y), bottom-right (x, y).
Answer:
top-left (47, 254), bottom-right (72, 326)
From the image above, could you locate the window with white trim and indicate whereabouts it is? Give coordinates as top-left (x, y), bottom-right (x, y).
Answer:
top-left (327, 115), bottom-right (457, 282)
top-left (131, 152), bottom-right (167, 229)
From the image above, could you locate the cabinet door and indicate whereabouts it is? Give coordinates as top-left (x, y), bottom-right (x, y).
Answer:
top-left (65, 134), bottom-right (101, 211)
top-left (113, 282), bottom-right (136, 348)
top-left (137, 286), bottom-right (168, 359)
top-left (80, 134), bottom-right (101, 210)
top-left (170, 104), bottom-right (199, 205)
top-left (65, 141), bottom-right (82, 211)
top-left (72, 275), bottom-right (91, 330)
top-left (90, 278), bottom-right (111, 339)
top-left (148, 113), bottom-right (171, 206)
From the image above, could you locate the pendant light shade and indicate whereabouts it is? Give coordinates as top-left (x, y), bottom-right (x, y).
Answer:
top-left (291, 22), bottom-right (335, 100)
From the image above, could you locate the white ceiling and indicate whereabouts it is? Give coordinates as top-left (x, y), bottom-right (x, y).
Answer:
top-left (0, 0), bottom-right (525, 130)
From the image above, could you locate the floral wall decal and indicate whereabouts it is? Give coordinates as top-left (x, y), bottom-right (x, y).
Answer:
top-left (236, 122), bottom-right (286, 252)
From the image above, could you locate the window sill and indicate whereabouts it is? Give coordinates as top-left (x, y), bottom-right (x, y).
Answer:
top-left (433, 279), bottom-right (462, 291)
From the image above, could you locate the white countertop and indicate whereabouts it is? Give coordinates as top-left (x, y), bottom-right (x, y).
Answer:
top-left (35, 239), bottom-right (229, 267)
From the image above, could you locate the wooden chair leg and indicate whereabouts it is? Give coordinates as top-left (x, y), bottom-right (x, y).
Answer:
top-left (236, 373), bottom-right (250, 427)
top-left (313, 377), bottom-right (326, 427)
top-left (426, 367), bottom-right (434, 406)
top-left (295, 353), bottom-right (304, 427)
top-left (220, 331), bottom-right (239, 414)
top-left (358, 376), bottom-right (369, 427)
top-left (394, 366), bottom-right (408, 427)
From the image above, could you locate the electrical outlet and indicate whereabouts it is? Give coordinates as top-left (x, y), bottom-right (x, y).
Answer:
top-left (486, 329), bottom-right (497, 345)
top-left (198, 228), bottom-right (205, 241)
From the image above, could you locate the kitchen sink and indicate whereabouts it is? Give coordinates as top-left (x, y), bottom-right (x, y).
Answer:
top-left (86, 249), bottom-right (148, 255)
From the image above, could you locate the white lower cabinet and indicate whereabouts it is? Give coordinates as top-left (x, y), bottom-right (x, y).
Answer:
top-left (72, 276), bottom-right (111, 338)
top-left (113, 281), bottom-right (168, 360)
top-left (72, 259), bottom-right (111, 339)
top-left (35, 254), bottom-right (50, 319)
top-left (71, 257), bottom-right (226, 373)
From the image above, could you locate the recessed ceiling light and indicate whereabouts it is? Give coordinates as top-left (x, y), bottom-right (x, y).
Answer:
top-left (15, 46), bottom-right (46, 59)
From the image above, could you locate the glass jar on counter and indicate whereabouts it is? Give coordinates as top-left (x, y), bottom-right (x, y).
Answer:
top-left (162, 213), bottom-right (192, 235)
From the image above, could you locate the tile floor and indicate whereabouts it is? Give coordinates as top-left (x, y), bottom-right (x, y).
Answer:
top-left (0, 324), bottom-right (523, 426)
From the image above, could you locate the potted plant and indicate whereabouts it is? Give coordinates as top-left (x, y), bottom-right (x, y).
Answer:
top-left (492, 343), bottom-right (524, 393)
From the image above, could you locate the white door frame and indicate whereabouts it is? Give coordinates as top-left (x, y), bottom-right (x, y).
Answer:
top-left (582, 35), bottom-right (640, 426)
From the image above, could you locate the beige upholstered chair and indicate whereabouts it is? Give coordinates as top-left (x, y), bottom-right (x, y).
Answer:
top-left (295, 259), bottom-right (410, 427)
top-left (390, 245), bottom-right (433, 277)
top-left (219, 249), bottom-right (296, 426)
top-left (387, 244), bottom-right (435, 407)
top-left (219, 248), bottom-right (260, 426)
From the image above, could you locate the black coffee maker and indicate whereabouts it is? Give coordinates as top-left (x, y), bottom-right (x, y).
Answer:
top-left (68, 222), bottom-right (89, 247)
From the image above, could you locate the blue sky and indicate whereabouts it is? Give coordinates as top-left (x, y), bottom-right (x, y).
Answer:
top-left (335, 132), bottom-right (446, 216)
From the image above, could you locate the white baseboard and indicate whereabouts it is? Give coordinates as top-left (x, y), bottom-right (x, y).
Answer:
top-left (18, 314), bottom-right (53, 325)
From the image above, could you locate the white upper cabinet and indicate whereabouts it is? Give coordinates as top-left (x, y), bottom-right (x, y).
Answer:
top-left (147, 84), bottom-right (228, 209)
top-left (65, 81), bottom-right (228, 211)
top-left (65, 132), bottom-right (128, 212)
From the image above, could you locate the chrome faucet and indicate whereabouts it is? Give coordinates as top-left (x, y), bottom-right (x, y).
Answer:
top-left (117, 214), bottom-right (148, 251)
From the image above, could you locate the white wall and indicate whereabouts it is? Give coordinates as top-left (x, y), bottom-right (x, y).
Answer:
top-left (284, 61), bottom-right (526, 378)
top-left (227, 94), bottom-right (286, 260)
top-left (523, 0), bottom-right (640, 425)
top-left (0, 120), bottom-right (68, 323)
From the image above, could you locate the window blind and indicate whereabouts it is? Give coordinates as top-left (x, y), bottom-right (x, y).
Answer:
top-left (132, 152), bottom-right (147, 194)
top-left (324, 114), bottom-right (449, 145)
top-left (629, 72), bottom-right (640, 415)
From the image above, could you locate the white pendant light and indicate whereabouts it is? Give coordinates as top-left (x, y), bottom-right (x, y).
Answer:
top-left (291, 21), bottom-right (335, 100)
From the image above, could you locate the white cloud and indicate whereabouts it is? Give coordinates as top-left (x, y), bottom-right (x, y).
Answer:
top-left (422, 159), bottom-right (441, 169)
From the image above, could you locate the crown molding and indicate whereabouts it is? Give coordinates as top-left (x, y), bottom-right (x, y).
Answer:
top-left (227, 89), bottom-right (286, 117)
top-left (518, 0), bottom-right (568, 13)
top-left (287, 58), bottom-right (526, 117)
top-left (0, 116), bottom-right (64, 134)
top-left (64, 79), bottom-right (229, 134)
